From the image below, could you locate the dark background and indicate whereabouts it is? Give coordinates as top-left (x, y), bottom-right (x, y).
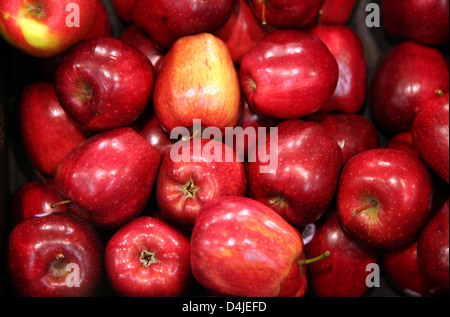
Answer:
top-left (0, 0), bottom-right (448, 299)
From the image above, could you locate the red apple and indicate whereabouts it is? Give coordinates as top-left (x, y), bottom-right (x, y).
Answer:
top-left (191, 196), bottom-right (320, 297)
top-left (0, 0), bottom-right (97, 57)
top-left (120, 24), bottom-right (165, 73)
top-left (369, 41), bottom-right (449, 134)
top-left (240, 29), bottom-right (339, 119)
top-left (7, 212), bottom-right (104, 297)
top-left (337, 148), bottom-right (434, 249)
top-left (156, 138), bottom-right (247, 228)
top-left (131, 109), bottom-right (174, 158)
top-left (248, 0), bottom-right (324, 29)
top-left (411, 93), bottom-right (449, 184)
top-left (417, 199), bottom-right (449, 295)
top-left (386, 131), bottom-right (419, 157)
top-left (131, 0), bottom-right (236, 51)
top-left (54, 36), bottom-right (155, 131)
top-left (382, 0), bottom-right (449, 46)
top-left (248, 120), bottom-right (342, 226)
top-left (383, 239), bottom-right (441, 297)
top-left (215, 0), bottom-right (271, 65)
top-left (55, 127), bottom-right (161, 229)
top-left (105, 216), bottom-right (192, 297)
top-left (11, 178), bottom-right (67, 226)
top-left (306, 113), bottom-right (380, 165)
top-left (19, 82), bottom-right (92, 177)
top-left (153, 33), bottom-right (241, 133)
top-left (83, 0), bottom-right (111, 39)
top-left (112, 0), bottom-right (136, 22)
top-left (305, 209), bottom-right (380, 297)
top-left (311, 24), bottom-right (367, 114)
top-left (318, 0), bottom-right (357, 25)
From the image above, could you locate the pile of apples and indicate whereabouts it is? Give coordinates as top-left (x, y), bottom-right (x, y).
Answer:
top-left (0, 0), bottom-right (448, 298)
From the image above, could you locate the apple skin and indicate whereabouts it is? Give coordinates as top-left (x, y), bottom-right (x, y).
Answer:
top-left (383, 239), bottom-right (441, 297)
top-left (382, 0), bottom-right (449, 46)
top-left (131, 109), bottom-right (174, 158)
top-left (411, 93), bottom-right (449, 184)
top-left (153, 33), bottom-right (241, 133)
top-left (156, 138), bottom-right (247, 228)
top-left (0, 0), bottom-right (97, 57)
top-left (7, 212), bottom-right (104, 297)
top-left (240, 30), bottom-right (339, 119)
top-left (55, 127), bottom-right (161, 229)
top-left (248, 0), bottom-right (324, 29)
top-left (248, 120), bottom-right (342, 226)
top-left (318, 0), bottom-right (357, 25)
top-left (310, 24), bottom-right (367, 114)
top-left (417, 199), bottom-right (449, 295)
top-left (112, 0), bottom-right (136, 22)
top-left (19, 82), bottom-right (92, 177)
top-left (337, 148), bottom-right (434, 249)
top-left (83, 0), bottom-right (111, 39)
top-left (386, 132), bottom-right (419, 157)
top-left (105, 216), bottom-right (192, 297)
top-left (305, 209), bottom-right (380, 297)
top-left (190, 196), bottom-right (307, 297)
top-left (215, 0), bottom-right (271, 65)
top-left (54, 36), bottom-right (155, 131)
top-left (369, 41), bottom-right (449, 135)
top-left (11, 179), bottom-right (68, 226)
top-left (305, 113), bottom-right (379, 166)
top-left (132, 0), bottom-right (236, 51)
top-left (120, 24), bottom-right (165, 73)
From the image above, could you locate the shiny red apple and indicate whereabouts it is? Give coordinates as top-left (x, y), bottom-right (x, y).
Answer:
top-left (120, 24), bottom-right (165, 73)
top-left (318, 0), bottom-right (357, 25)
top-left (382, 0), bottom-right (449, 46)
top-left (105, 216), bottom-right (192, 297)
top-left (191, 196), bottom-right (313, 297)
top-left (19, 82), bottom-right (92, 176)
top-left (311, 24), bottom-right (367, 114)
top-left (240, 29), bottom-right (339, 119)
top-left (248, 0), bottom-right (324, 29)
top-left (215, 0), bottom-right (271, 65)
top-left (0, 0), bottom-right (97, 57)
top-left (306, 113), bottom-right (379, 165)
top-left (131, 0), bottom-right (236, 51)
top-left (386, 132), bottom-right (419, 157)
top-left (7, 212), bottom-right (104, 297)
top-left (112, 0), bottom-right (136, 22)
top-left (305, 209), bottom-right (380, 297)
top-left (10, 178), bottom-right (67, 226)
top-left (411, 92), bottom-right (449, 183)
top-left (337, 148), bottom-right (434, 249)
top-left (248, 120), bottom-right (342, 226)
top-left (369, 41), bottom-right (449, 134)
top-left (55, 127), bottom-right (161, 229)
top-left (156, 138), bottom-right (247, 228)
top-left (83, 0), bottom-right (111, 39)
top-left (54, 36), bottom-right (155, 131)
top-left (417, 199), bottom-right (449, 295)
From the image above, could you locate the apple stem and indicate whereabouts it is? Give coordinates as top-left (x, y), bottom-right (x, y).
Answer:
top-left (436, 89), bottom-right (445, 97)
top-left (351, 200), bottom-right (378, 216)
top-left (51, 200), bottom-right (72, 208)
top-left (261, 1), bottom-right (267, 25)
top-left (298, 251), bottom-right (330, 266)
top-left (34, 169), bottom-right (47, 184)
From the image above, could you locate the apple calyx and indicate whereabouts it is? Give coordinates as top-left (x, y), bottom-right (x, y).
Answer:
top-left (76, 83), bottom-right (94, 102)
top-left (436, 89), bottom-right (445, 97)
top-left (51, 200), bottom-right (72, 209)
top-left (269, 196), bottom-right (287, 209)
top-left (50, 253), bottom-right (68, 277)
top-left (298, 251), bottom-right (330, 266)
top-left (183, 180), bottom-right (199, 198)
top-left (351, 200), bottom-right (378, 216)
top-left (140, 250), bottom-right (158, 267)
top-left (26, 4), bottom-right (43, 15)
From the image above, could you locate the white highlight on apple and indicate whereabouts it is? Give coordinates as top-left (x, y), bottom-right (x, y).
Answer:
top-left (169, 119), bottom-right (279, 174)
top-left (66, 3), bottom-right (80, 28)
